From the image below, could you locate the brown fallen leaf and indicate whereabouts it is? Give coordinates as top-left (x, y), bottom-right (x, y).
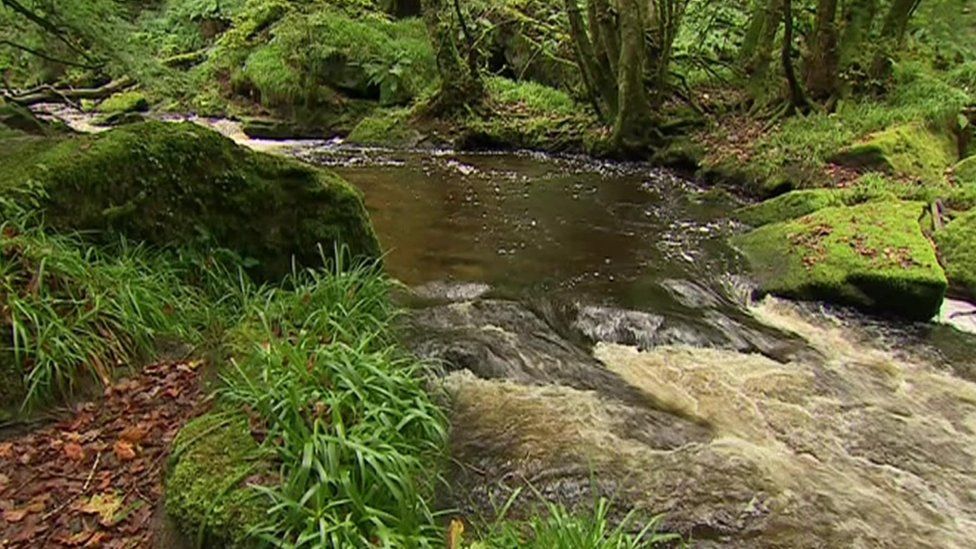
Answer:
top-left (64, 442), bottom-right (86, 461)
top-left (0, 442), bottom-right (13, 458)
top-left (114, 439), bottom-right (136, 461)
top-left (119, 425), bottom-right (148, 445)
top-left (0, 472), bottom-right (9, 488)
top-left (3, 507), bottom-right (28, 523)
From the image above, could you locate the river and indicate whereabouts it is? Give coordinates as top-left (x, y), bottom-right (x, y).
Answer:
top-left (40, 109), bottom-right (976, 546)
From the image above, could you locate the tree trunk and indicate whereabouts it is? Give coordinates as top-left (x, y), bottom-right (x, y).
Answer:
top-left (419, 0), bottom-right (484, 115)
top-left (782, 0), bottom-right (809, 112)
top-left (612, 0), bottom-right (653, 149)
top-left (804, 0), bottom-right (839, 101)
top-left (564, 0), bottom-right (616, 119)
top-left (870, 0), bottom-right (922, 79)
top-left (838, 0), bottom-right (878, 67)
top-left (5, 78), bottom-right (133, 107)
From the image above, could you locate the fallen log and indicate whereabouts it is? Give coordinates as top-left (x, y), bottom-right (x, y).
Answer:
top-left (3, 77), bottom-right (134, 107)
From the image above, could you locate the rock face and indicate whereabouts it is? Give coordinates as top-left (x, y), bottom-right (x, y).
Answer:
top-left (426, 297), bottom-right (976, 547)
top-left (937, 209), bottom-right (976, 299)
top-left (831, 123), bottom-right (958, 184)
top-left (733, 201), bottom-right (947, 320)
top-left (0, 121), bottom-right (380, 280)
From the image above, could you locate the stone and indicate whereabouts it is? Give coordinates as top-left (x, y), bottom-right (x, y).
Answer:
top-left (831, 123), bottom-right (958, 184)
top-left (733, 200), bottom-right (947, 320)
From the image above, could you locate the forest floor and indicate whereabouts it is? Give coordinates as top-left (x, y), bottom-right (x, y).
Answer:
top-left (0, 360), bottom-right (205, 548)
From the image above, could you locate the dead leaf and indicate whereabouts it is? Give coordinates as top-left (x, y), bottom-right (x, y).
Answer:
top-left (79, 492), bottom-right (122, 526)
top-left (0, 473), bottom-right (9, 488)
top-left (3, 508), bottom-right (28, 523)
top-left (0, 442), bottom-right (13, 458)
top-left (447, 518), bottom-right (465, 549)
top-left (119, 425), bottom-right (148, 445)
top-left (64, 442), bottom-right (86, 461)
top-left (114, 439), bottom-right (136, 461)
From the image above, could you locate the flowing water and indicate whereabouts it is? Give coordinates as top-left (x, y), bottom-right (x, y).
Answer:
top-left (297, 143), bottom-right (976, 547)
top-left (39, 110), bottom-right (976, 547)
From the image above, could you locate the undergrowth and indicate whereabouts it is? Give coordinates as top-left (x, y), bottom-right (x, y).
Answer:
top-left (0, 207), bottom-right (201, 410)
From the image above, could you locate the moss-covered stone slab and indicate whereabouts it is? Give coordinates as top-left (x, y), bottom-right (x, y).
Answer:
top-left (831, 123), bottom-right (957, 184)
top-left (97, 91), bottom-right (150, 114)
top-left (166, 413), bottom-right (271, 546)
top-left (733, 201), bottom-right (947, 320)
top-left (936, 210), bottom-right (976, 299)
top-left (1, 121), bottom-right (380, 280)
top-left (735, 189), bottom-right (848, 227)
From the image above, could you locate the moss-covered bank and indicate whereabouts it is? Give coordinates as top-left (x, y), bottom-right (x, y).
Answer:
top-left (1, 121), bottom-right (380, 280)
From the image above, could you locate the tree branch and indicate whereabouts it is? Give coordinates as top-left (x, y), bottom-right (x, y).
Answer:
top-left (0, 39), bottom-right (102, 69)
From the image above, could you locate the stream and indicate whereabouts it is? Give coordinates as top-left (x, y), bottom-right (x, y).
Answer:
top-left (41, 110), bottom-right (976, 546)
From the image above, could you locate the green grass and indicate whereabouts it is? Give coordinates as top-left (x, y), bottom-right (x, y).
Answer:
top-left (168, 253), bottom-right (449, 547)
top-left (0, 209), bottom-right (200, 410)
top-left (471, 488), bottom-right (679, 548)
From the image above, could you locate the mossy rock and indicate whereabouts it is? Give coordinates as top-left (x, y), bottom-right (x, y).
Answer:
top-left (831, 123), bottom-right (958, 184)
top-left (346, 108), bottom-right (422, 147)
top-left (652, 138), bottom-right (705, 171)
top-left (936, 210), bottom-right (976, 299)
top-left (0, 121), bottom-right (380, 280)
top-left (733, 201), bottom-right (947, 320)
top-left (952, 155), bottom-right (976, 186)
top-left (166, 413), bottom-right (271, 546)
top-left (735, 189), bottom-right (848, 227)
top-left (92, 111), bottom-right (148, 127)
top-left (97, 91), bottom-right (150, 114)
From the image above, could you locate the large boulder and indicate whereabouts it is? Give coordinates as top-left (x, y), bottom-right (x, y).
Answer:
top-left (733, 201), bottom-right (947, 320)
top-left (831, 123), bottom-right (957, 184)
top-left (936, 209), bottom-right (976, 299)
top-left (1, 121), bottom-right (380, 280)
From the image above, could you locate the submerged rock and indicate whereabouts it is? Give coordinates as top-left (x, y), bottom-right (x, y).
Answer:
top-left (733, 201), bottom-right (947, 320)
top-left (936, 209), bottom-right (976, 299)
top-left (831, 123), bottom-right (957, 184)
top-left (441, 298), bottom-right (976, 546)
top-left (0, 121), bottom-right (380, 280)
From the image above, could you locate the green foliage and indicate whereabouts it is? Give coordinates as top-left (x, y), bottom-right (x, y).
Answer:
top-left (0, 210), bottom-right (198, 409)
top-left (472, 488), bottom-right (679, 548)
top-left (179, 257), bottom-right (450, 547)
top-left (229, 5), bottom-right (435, 108)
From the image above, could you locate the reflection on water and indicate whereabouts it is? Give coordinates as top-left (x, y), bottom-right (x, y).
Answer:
top-left (312, 149), bottom-right (742, 315)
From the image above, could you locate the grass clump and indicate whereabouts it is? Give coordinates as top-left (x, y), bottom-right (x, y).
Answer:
top-left (734, 200), bottom-right (947, 320)
top-left (0, 211), bottom-right (197, 411)
top-left (167, 255), bottom-right (449, 547)
top-left (470, 488), bottom-right (678, 548)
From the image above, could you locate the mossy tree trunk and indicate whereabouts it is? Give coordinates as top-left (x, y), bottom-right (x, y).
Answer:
top-left (781, 0), bottom-right (810, 112)
top-left (870, 0), bottom-right (922, 79)
top-left (419, 0), bottom-right (485, 115)
top-left (564, 0), bottom-right (687, 152)
top-left (741, 0), bottom-right (784, 100)
top-left (804, 0), bottom-right (840, 101)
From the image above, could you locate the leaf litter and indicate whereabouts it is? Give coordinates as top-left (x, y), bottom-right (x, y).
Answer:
top-left (0, 360), bottom-right (205, 547)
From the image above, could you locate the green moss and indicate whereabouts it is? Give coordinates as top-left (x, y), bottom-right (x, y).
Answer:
top-left (831, 123), bottom-right (958, 184)
top-left (1, 121), bottom-right (380, 280)
top-left (166, 412), bottom-right (270, 547)
top-left (97, 91), bottom-right (150, 114)
top-left (735, 189), bottom-right (847, 227)
top-left (651, 138), bottom-right (705, 170)
top-left (936, 210), bottom-right (976, 299)
top-left (733, 201), bottom-right (947, 320)
top-left (952, 156), bottom-right (976, 186)
top-left (459, 77), bottom-right (595, 152)
top-left (346, 107), bottom-right (420, 147)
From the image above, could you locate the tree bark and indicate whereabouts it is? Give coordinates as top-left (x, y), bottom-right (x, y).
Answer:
top-left (564, 0), bottom-right (616, 119)
top-left (781, 0), bottom-right (809, 112)
top-left (4, 78), bottom-right (134, 107)
top-left (612, 0), bottom-right (653, 149)
top-left (870, 0), bottom-right (922, 78)
top-left (804, 0), bottom-right (840, 101)
top-left (419, 0), bottom-right (484, 114)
